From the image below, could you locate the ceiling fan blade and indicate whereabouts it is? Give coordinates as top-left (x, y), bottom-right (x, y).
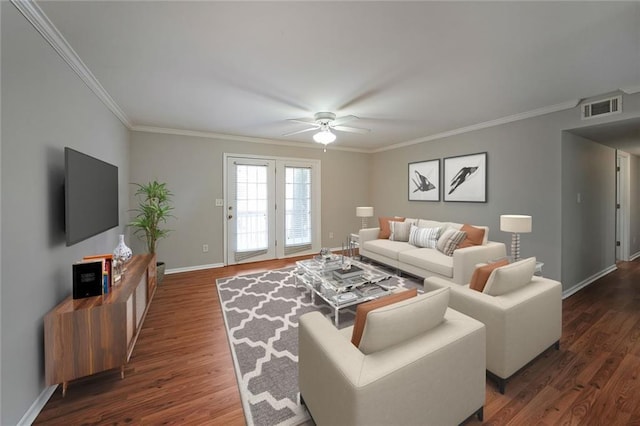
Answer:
top-left (331, 115), bottom-right (359, 126)
top-left (288, 118), bottom-right (319, 125)
top-left (282, 127), bottom-right (317, 137)
top-left (333, 125), bottom-right (370, 134)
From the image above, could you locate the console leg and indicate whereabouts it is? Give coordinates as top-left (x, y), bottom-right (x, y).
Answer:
top-left (300, 394), bottom-right (306, 406)
top-left (555, 340), bottom-right (560, 350)
top-left (62, 382), bottom-right (68, 397)
top-left (121, 365), bottom-right (125, 379)
top-left (477, 407), bottom-right (484, 421)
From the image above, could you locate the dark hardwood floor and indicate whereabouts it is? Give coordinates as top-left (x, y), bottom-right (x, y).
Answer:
top-left (35, 258), bottom-right (640, 425)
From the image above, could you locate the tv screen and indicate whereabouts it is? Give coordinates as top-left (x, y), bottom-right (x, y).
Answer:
top-left (65, 147), bottom-right (119, 246)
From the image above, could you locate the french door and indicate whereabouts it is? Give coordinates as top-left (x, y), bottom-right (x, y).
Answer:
top-left (225, 155), bottom-right (320, 265)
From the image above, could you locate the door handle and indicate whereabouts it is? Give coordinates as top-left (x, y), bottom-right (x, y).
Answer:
top-left (228, 215), bottom-right (233, 220)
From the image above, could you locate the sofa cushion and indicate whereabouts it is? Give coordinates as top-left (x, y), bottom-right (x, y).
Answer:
top-left (483, 257), bottom-right (536, 296)
top-left (469, 258), bottom-right (509, 292)
top-left (351, 289), bottom-right (418, 347)
top-left (362, 239), bottom-right (416, 260)
top-left (378, 217), bottom-right (405, 239)
top-left (399, 248), bottom-right (454, 278)
top-left (458, 224), bottom-right (486, 248)
top-left (417, 219), bottom-right (446, 229)
top-left (436, 228), bottom-right (467, 256)
top-left (390, 221), bottom-right (412, 242)
top-left (358, 287), bottom-right (450, 354)
top-left (408, 225), bottom-right (442, 248)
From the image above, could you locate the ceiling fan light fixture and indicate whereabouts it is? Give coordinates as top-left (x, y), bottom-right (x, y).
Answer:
top-left (313, 129), bottom-right (336, 145)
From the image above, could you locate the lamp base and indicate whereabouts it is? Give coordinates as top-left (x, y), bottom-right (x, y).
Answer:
top-left (511, 233), bottom-right (521, 262)
top-left (361, 218), bottom-right (368, 230)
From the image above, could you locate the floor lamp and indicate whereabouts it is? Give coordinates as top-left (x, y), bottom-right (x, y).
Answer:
top-left (500, 214), bottom-right (532, 262)
top-left (356, 207), bottom-right (374, 230)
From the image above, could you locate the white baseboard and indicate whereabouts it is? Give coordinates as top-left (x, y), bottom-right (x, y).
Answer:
top-left (562, 264), bottom-right (617, 299)
top-left (166, 263), bottom-right (225, 275)
top-left (18, 385), bottom-right (57, 426)
top-left (630, 251), bottom-right (640, 261)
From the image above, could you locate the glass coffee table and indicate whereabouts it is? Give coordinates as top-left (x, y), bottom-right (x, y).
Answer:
top-left (295, 255), bottom-right (394, 327)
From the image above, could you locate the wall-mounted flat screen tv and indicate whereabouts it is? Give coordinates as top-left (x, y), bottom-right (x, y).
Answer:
top-left (65, 147), bottom-right (119, 246)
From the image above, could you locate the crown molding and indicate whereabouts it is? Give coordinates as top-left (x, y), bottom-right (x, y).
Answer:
top-left (11, 0), bottom-right (131, 128)
top-left (130, 125), bottom-right (370, 153)
top-left (620, 85), bottom-right (640, 95)
top-left (373, 99), bottom-right (581, 153)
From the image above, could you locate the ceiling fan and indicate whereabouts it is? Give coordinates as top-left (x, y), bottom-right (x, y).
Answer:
top-left (283, 112), bottom-right (370, 145)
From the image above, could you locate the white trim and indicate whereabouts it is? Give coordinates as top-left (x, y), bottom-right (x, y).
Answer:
top-left (11, 0), bottom-right (131, 128)
top-left (620, 85), bottom-right (640, 95)
top-left (562, 264), bottom-right (617, 299)
top-left (17, 385), bottom-right (57, 426)
top-left (166, 263), bottom-right (225, 275)
top-left (373, 100), bottom-right (580, 153)
top-left (630, 251), bottom-right (640, 261)
top-left (131, 125), bottom-right (368, 153)
top-left (616, 151), bottom-right (630, 261)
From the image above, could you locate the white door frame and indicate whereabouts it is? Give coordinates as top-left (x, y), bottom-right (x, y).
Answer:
top-left (223, 153), bottom-right (321, 265)
top-left (616, 150), bottom-right (630, 261)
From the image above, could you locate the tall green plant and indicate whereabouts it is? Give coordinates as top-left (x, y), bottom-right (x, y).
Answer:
top-left (129, 180), bottom-right (174, 255)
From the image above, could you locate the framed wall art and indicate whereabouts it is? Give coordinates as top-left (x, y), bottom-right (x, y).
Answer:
top-left (443, 152), bottom-right (487, 203)
top-left (408, 159), bottom-right (440, 201)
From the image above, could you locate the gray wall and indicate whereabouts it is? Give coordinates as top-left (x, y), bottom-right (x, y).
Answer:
top-left (1, 4), bottom-right (130, 424)
top-left (561, 132), bottom-right (616, 287)
top-left (129, 131), bottom-right (370, 269)
top-left (370, 92), bottom-right (640, 290)
top-left (631, 155), bottom-right (640, 256)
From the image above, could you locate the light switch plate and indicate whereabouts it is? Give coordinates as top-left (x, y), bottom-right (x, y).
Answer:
top-left (215, 199), bottom-right (224, 207)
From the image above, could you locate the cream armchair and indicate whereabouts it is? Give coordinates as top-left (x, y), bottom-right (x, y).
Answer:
top-left (424, 258), bottom-right (562, 394)
top-left (298, 288), bottom-right (486, 426)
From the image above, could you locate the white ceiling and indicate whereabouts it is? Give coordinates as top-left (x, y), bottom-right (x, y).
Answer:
top-left (36, 1), bottom-right (640, 151)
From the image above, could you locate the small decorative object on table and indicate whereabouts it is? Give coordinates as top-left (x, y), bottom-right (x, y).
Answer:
top-left (113, 234), bottom-right (132, 281)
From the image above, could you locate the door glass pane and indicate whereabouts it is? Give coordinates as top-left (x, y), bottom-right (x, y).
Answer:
top-left (236, 164), bottom-right (268, 251)
top-left (285, 167), bottom-right (311, 247)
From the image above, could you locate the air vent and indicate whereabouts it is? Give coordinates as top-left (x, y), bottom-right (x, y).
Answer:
top-left (581, 95), bottom-right (622, 120)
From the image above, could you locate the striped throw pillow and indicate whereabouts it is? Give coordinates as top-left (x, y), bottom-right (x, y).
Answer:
top-left (389, 221), bottom-right (412, 242)
top-left (408, 225), bottom-right (442, 248)
top-left (437, 229), bottom-right (467, 256)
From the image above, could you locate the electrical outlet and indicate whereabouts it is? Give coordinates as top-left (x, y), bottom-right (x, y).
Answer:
top-left (215, 199), bottom-right (224, 207)
top-left (203, 244), bottom-right (209, 252)
top-left (329, 232), bottom-right (334, 239)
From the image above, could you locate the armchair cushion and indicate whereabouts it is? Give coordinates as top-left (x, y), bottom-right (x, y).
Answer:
top-left (351, 289), bottom-right (418, 347)
top-left (483, 257), bottom-right (536, 296)
top-left (470, 258), bottom-right (510, 292)
top-left (359, 287), bottom-right (449, 355)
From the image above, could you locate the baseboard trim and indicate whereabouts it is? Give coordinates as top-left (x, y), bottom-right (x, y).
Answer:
top-left (166, 263), bottom-right (225, 275)
top-left (630, 251), bottom-right (640, 261)
top-left (562, 264), bottom-right (617, 299)
top-left (18, 384), bottom-right (57, 426)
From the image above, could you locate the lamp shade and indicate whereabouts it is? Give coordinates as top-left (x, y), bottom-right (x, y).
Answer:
top-left (356, 207), bottom-right (374, 217)
top-left (500, 215), bottom-right (532, 233)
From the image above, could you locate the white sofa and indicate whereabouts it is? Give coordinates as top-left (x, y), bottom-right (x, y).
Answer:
top-left (299, 288), bottom-right (486, 425)
top-left (359, 219), bottom-right (506, 284)
top-left (424, 258), bottom-right (562, 393)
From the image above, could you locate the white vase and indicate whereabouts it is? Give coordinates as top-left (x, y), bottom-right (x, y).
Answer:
top-left (113, 234), bottom-right (132, 263)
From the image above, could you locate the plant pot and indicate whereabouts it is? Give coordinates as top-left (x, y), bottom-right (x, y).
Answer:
top-left (157, 261), bottom-right (166, 285)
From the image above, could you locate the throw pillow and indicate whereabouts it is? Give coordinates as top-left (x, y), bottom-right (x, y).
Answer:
top-left (358, 287), bottom-right (450, 355)
top-left (483, 257), bottom-right (536, 296)
top-left (436, 229), bottom-right (467, 256)
top-left (469, 258), bottom-right (509, 292)
top-left (378, 217), bottom-right (405, 239)
top-left (389, 221), bottom-right (412, 242)
top-left (408, 225), bottom-right (442, 248)
top-left (351, 288), bottom-right (418, 347)
top-left (458, 224), bottom-right (486, 248)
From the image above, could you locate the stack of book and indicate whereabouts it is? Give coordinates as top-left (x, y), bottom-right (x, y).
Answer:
top-left (333, 265), bottom-right (364, 281)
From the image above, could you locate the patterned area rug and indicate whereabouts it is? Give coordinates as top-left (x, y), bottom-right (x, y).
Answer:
top-left (216, 264), bottom-right (422, 426)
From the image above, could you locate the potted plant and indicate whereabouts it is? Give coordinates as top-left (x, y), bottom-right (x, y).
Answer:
top-left (129, 180), bottom-right (174, 284)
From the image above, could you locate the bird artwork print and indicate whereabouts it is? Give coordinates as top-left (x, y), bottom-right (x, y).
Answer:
top-left (448, 166), bottom-right (479, 195)
top-left (412, 170), bottom-right (436, 193)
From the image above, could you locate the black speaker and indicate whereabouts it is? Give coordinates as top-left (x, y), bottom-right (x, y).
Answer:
top-left (73, 260), bottom-right (104, 299)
